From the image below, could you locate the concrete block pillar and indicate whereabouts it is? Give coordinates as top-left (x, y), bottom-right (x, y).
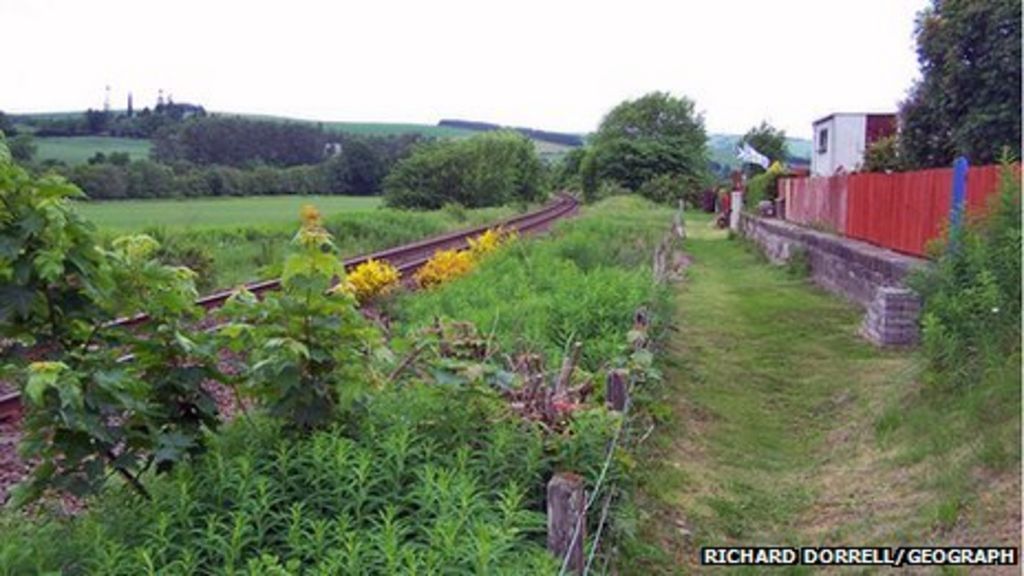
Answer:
top-left (860, 287), bottom-right (921, 346)
top-left (730, 191), bottom-right (744, 231)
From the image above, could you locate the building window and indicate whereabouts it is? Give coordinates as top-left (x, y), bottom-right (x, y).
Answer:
top-left (817, 128), bottom-right (828, 153)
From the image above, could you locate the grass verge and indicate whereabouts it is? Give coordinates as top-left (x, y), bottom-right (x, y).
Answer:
top-left (627, 215), bottom-right (1020, 574)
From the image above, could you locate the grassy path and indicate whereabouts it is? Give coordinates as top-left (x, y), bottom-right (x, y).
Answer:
top-left (628, 219), bottom-right (927, 573)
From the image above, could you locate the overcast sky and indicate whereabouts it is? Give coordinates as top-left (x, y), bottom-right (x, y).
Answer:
top-left (3, 0), bottom-right (927, 138)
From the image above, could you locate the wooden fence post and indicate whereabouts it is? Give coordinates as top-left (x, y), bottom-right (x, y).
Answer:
top-left (606, 369), bottom-right (629, 412)
top-left (548, 472), bottom-right (586, 574)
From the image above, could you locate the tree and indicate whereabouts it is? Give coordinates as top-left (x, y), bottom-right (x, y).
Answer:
top-left (739, 121), bottom-right (788, 172)
top-left (583, 92), bottom-right (709, 202)
top-left (9, 134), bottom-right (36, 163)
top-left (899, 0), bottom-right (1022, 167)
top-left (384, 131), bottom-right (545, 209)
top-left (862, 135), bottom-right (905, 172)
top-left (0, 111), bottom-right (13, 135)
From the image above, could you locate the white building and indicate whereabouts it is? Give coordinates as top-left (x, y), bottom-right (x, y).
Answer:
top-left (811, 112), bottom-right (897, 176)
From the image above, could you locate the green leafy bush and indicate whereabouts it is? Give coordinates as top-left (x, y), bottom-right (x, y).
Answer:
top-left (384, 131), bottom-right (546, 209)
top-left (861, 135), bottom-right (905, 173)
top-left (743, 161), bottom-right (785, 212)
top-left (637, 173), bottom-right (696, 206)
top-left (1, 136), bottom-right (220, 501)
top-left (217, 206), bottom-right (379, 430)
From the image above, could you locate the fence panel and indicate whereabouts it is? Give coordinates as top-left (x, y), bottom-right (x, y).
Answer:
top-left (781, 174), bottom-right (847, 233)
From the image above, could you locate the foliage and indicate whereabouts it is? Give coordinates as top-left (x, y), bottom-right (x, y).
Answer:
top-left (909, 159), bottom-right (1021, 389)
top-left (637, 173), bottom-right (695, 206)
top-left (743, 161), bottom-right (785, 210)
top-left (414, 249), bottom-right (475, 288)
top-left (342, 258), bottom-right (400, 303)
top-left (1, 135), bottom-right (220, 501)
top-left (217, 206), bottom-right (378, 430)
top-left (582, 92), bottom-right (709, 201)
top-left (899, 0), bottom-right (1022, 167)
top-left (467, 227), bottom-right (515, 259)
top-left (384, 131), bottom-right (547, 209)
top-left (861, 135), bottom-right (906, 173)
top-left (0, 386), bottom-right (561, 574)
top-left (553, 147), bottom-right (586, 191)
top-left (582, 179), bottom-right (630, 204)
top-left (8, 134), bottom-right (36, 163)
top-left (739, 121), bottom-right (788, 173)
top-left (397, 196), bottom-right (672, 369)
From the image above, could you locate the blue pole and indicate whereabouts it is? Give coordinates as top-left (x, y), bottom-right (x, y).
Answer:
top-left (950, 156), bottom-right (969, 231)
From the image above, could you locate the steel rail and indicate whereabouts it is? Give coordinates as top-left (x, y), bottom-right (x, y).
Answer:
top-left (0, 194), bottom-right (578, 421)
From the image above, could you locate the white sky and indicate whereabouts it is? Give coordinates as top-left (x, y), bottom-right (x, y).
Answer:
top-left (2, 0), bottom-right (927, 138)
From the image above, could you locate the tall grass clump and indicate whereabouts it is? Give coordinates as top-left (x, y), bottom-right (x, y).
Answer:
top-left (394, 196), bottom-right (675, 369)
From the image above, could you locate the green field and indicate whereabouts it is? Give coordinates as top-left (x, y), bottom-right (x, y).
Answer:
top-left (77, 195), bottom-right (382, 230)
top-left (35, 136), bottom-right (152, 165)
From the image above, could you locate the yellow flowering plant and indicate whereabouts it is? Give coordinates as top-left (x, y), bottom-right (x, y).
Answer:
top-left (467, 226), bottom-right (516, 258)
top-left (414, 249), bottom-right (475, 288)
top-left (341, 258), bottom-right (401, 303)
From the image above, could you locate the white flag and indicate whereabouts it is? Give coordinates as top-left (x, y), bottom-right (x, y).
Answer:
top-left (736, 142), bottom-right (770, 169)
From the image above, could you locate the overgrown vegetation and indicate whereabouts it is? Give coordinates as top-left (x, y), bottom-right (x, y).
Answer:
top-left (0, 389), bottom-right (563, 574)
top-left (911, 160), bottom-right (1021, 390)
top-left (0, 137), bottom-right (221, 501)
top-left (2, 157), bottom-right (675, 572)
top-left (396, 196), bottom-right (673, 371)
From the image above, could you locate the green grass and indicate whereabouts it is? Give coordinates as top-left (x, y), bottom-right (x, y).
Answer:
top-left (35, 136), bottom-right (152, 165)
top-left (392, 196), bottom-right (675, 369)
top-left (627, 219), bottom-right (1020, 573)
top-left (81, 197), bottom-right (521, 291)
top-left (626, 219), bottom-right (921, 573)
top-left (77, 195), bottom-right (381, 230)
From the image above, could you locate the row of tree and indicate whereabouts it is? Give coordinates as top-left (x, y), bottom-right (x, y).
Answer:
top-left (58, 149), bottom-right (394, 200)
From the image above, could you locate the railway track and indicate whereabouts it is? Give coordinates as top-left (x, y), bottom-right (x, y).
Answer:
top-left (0, 194), bottom-right (578, 422)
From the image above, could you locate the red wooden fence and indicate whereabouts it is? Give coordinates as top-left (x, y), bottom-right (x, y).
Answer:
top-left (780, 175), bottom-right (848, 233)
top-left (781, 164), bottom-right (1014, 258)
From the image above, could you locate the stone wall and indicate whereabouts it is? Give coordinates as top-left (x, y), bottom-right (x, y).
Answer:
top-left (738, 213), bottom-right (927, 346)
